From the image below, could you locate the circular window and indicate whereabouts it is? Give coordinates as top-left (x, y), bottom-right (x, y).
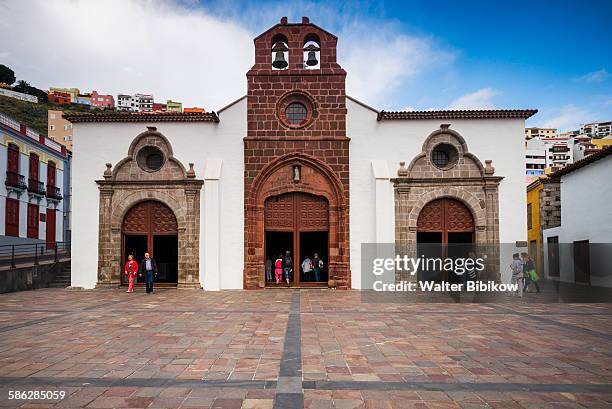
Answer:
top-left (431, 143), bottom-right (459, 169)
top-left (285, 102), bottom-right (307, 125)
top-left (276, 91), bottom-right (316, 129)
top-left (136, 146), bottom-right (165, 172)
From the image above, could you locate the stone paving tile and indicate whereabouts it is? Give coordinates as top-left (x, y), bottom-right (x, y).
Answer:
top-left (0, 288), bottom-right (610, 408)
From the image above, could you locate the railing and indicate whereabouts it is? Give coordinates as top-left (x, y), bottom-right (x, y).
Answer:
top-left (28, 178), bottom-right (45, 195)
top-left (5, 171), bottom-right (27, 190)
top-left (46, 185), bottom-right (63, 200)
top-left (0, 242), bottom-right (70, 269)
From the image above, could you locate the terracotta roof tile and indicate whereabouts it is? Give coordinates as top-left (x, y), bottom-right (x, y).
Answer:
top-left (63, 111), bottom-right (219, 123)
top-left (377, 109), bottom-right (538, 121)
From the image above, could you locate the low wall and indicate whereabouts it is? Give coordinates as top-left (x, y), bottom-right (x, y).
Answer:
top-left (0, 261), bottom-right (69, 294)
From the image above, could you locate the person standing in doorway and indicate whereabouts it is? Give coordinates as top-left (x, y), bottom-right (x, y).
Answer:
top-left (140, 252), bottom-right (158, 294)
top-left (123, 254), bottom-right (138, 293)
top-left (265, 258), bottom-right (273, 283)
top-left (313, 253), bottom-right (324, 282)
top-left (274, 254), bottom-right (283, 284)
top-left (283, 250), bottom-right (293, 285)
top-left (301, 255), bottom-right (313, 282)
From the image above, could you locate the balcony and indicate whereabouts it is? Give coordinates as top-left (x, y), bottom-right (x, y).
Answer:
top-left (46, 185), bottom-right (63, 201)
top-left (28, 178), bottom-right (46, 196)
top-left (5, 171), bottom-right (27, 190)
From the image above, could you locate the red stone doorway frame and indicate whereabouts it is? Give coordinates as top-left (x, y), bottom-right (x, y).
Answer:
top-left (244, 153), bottom-right (349, 289)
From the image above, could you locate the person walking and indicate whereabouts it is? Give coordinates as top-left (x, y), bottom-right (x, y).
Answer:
top-left (510, 253), bottom-right (524, 297)
top-left (140, 252), bottom-right (158, 294)
top-left (312, 253), bottom-right (324, 282)
top-left (274, 254), bottom-right (283, 284)
top-left (123, 254), bottom-right (138, 293)
top-left (521, 252), bottom-right (540, 293)
top-left (301, 255), bottom-right (313, 282)
top-left (265, 258), bottom-right (273, 283)
top-left (283, 250), bottom-right (293, 285)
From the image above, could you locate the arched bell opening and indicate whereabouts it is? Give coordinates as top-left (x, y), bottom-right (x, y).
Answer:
top-left (271, 34), bottom-right (289, 70)
top-left (303, 33), bottom-right (320, 69)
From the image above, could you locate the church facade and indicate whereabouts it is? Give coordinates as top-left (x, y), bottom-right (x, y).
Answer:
top-left (67, 17), bottom-right (536, 290)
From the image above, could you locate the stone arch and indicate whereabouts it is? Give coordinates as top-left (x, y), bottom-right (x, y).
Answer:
top-left (393, 124), bottom-right (503, 253)
top-left (244, 152), bottom-right (349, 289)
top-left (96, 127), bottom-right (203, 288)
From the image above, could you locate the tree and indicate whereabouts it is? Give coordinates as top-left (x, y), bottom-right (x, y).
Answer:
top-left (0, 64), bottom-right (16, 85)
top-left (12, 80), bottom-right (47, 102)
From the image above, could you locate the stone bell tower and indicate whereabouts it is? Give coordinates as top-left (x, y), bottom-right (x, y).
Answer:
top-left (243, 17), bottom-right (350, 289)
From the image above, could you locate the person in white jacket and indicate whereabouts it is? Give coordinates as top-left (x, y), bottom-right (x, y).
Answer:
top-left (510, 253), bottom-right (524, 297)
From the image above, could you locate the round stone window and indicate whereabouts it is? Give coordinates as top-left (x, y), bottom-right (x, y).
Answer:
top-left (431, 143), bottom-right (459, 169)
top-left (285, 102), bottom-right (308, 125)
top-left (276, 91), bottom-right (316, 129)
top-left (136, 146), bottom-right (165, 172)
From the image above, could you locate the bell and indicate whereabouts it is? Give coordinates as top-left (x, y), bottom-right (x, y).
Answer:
top-left (272, 51), bottom-right (288, 69)
top-left (305, 50), bottom-right (318, 66)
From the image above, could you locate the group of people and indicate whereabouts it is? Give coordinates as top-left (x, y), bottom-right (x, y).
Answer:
top-left (123, 252), bottom-right (158, 294)
top-left (510, 252), bottom-right (541, 297)
top-left (265, 251), bottom-right (324, 284)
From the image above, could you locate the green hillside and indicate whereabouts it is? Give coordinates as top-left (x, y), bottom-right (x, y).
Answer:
top-left (0, 94), bottom-right (91, 137)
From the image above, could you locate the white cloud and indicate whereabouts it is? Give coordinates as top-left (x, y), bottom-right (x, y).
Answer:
top-left (577, 68), bottom-right (609, 83)
top-left (539, 105), bottom-right (597, 132)
top-left (339, 22), bottom-right (454, 107)
top-left (0, 0), bottom-right (254, 109)
top-left (0, 0), bottom-right (454, 110)
top-left (448, 88), bottom-right (499, 109)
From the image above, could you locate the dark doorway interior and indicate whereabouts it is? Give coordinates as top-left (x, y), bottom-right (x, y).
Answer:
top-left (123, 235), bottom-right (147, 285)
top-left (573, 240), bottom-right (590, 284)
top-left (154, 235), bottom-right (178, 284)
top-left (299, 231), bottom-right (328, 283)
top-left (417, 232), bottom-right (443, 281)
top-left (265, 231), bottom-right (293, 286)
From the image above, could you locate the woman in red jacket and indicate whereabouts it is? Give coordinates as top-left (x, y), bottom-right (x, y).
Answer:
top-left (124, 254), bottom-right (138, 293)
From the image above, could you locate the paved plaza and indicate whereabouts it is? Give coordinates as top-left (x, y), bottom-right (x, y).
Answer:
top-left (0, 288), bottom-right (611, 408)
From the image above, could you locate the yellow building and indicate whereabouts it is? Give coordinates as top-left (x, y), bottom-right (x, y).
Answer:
top-left (166, 99), bottom-right (183, 112)
top-left (49, 87), bottom-right (80, 102)
top-left (591, 137), bottom-right (612, 149)
top-left (48, 110), bottom-right (73, 150)
top-left (527, 178), bottom-right (544, 273)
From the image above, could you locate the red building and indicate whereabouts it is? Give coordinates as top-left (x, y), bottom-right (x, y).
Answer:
top-left (184, 107), bottom-right (205, 113)
top-left (48, 91), bottom-right (71, 105)
top-left (152, 103), bottom-right (167, 112)
top-left (90, 91), bottom-right (114, 109)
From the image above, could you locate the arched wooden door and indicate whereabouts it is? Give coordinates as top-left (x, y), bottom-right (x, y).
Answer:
top-left (417, 198), bottom-right (474, 243)
top-left (417, 198), bottom-right (474, 281)
top-left (264, 192), bottom-right (329, 286)
top-left (121, 201), bottom-right (178, 284)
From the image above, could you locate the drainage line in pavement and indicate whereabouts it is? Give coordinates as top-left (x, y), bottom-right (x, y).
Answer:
top-left (273, 290), bottom-right (303, 409)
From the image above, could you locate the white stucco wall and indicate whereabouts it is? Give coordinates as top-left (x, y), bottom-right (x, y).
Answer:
top-left (347, 98), bottom-right (528, 288)
top-left (542, 156), bottom-right (612, 287)
top-left (71, 100), bottom-right (245, 289)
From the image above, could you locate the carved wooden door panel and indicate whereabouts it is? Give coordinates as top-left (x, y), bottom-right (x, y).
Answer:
top-left (122, 201), bottom-right (178, 259)
top-left (265, 194), bottom-right (295, 230)
top-left (417, 198), bottom-right (474, 241)
top-left (298, 193), bottom-right (328, 231)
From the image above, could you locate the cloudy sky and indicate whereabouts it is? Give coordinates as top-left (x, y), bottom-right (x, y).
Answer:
top-left (1, 0), bottom-right (611, 131)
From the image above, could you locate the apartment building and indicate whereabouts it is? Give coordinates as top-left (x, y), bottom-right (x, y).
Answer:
top-left (47, 110), bottom-right (73, 151)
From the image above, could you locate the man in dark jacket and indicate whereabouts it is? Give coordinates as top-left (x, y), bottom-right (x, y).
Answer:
top-left (140, 252), bottom-right (158, 294)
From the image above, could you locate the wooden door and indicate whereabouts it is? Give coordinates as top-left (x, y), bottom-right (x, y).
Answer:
top-left (27, 203), bottom-right (39, 239)
top-left (47, 161), bottom-right (56, 189)
top-left (7, 144), bottom-right (19, 173)
top-left (46, 208), bottom-right (56, 248)
top-left (122, 201), bottom-right (178, 260)
top-left (5, 198), bottom-right (20, 237)
top-left (417, 198), bottom-right (474, 243)
top-left (264, 192), bottom-right (328, 286)
top-left (29, 153), bottom-right (39, 181)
